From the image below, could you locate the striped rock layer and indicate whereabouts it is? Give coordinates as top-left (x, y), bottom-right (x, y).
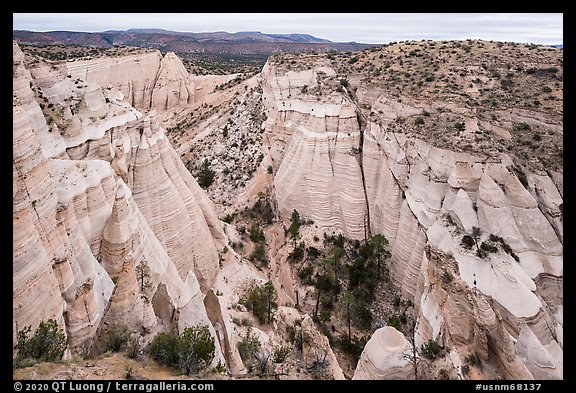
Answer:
top-left (12, 42), bottom-right (253, 371)
top-left (261, 59), bottom-right (563, 379)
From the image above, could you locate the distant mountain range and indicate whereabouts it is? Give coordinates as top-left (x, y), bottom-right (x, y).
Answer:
top-left (12, 29), bottom-right (376, 54)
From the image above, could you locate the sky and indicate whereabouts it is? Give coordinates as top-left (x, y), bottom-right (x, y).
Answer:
top-left (13, 13), bottom-right (563, 45)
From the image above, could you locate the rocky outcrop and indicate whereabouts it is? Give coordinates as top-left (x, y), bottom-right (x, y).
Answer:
top-left (14, 41), bottom-right (563, 380)
top-left (13, 42), bottom-right (114, 351)
top-left (12, 42), bottom-right (231, 368)
top-left (262, 62), bottom-right (367, 239)
top-left (66, 50), bottom-right (194, 113)
top-left (301, 315), bottom-right (345, 380)
top-left (259, 57), bottom-right (563, 379)
top-left (364, 132), bottom-right (562, 379)
top-left (129, 112), bottom-right (222, 289)
top-left (352, 326), bottom-right (413, 380)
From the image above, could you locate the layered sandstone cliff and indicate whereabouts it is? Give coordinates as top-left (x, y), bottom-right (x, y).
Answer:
top-left (66, 49), bottom-right (194, 114)
top-left (259, 51), bottom-right (563, 379)
top-left (262, 62), bottom-right (368, 239)
top-left (14, 40), bottom-right (563, 380)
top-left (12, 42), bottom-right (255, 371)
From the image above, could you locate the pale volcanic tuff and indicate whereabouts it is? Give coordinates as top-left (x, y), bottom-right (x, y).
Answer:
top-left (12, 41), bottom-right (267, 373)
top-left (258, 49), bottom-right (563, 379)
top-left (13, 39), bottom-right (563, 379)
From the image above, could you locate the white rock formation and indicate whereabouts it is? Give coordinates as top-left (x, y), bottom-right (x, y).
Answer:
top-left (259, 58), bottom-right (563, 379)
top-left (262, 62), bottom-right (368, 239)
top-left (353, 326), bottom-right (413, 380)
top-left (301, 315), bottom-right (346, 380)
top-left (13, 42), bottom-right (563, 380)
top-left (66, 50), bottom-right (194, 113)
top-left (12, 42), bottom-right (232, 369)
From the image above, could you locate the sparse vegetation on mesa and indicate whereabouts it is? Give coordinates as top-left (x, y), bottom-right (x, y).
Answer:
top-left (19, 43), bottom-right (152, 62)
top-left (268, 39), bottom-right (562, 172)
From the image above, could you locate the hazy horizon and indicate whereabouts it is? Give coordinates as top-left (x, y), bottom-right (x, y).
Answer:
top-left (13, 13), bottom-right (563, 45)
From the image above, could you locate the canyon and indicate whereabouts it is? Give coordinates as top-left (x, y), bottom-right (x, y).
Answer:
top-left (13, 38), bottom-right (563, 380)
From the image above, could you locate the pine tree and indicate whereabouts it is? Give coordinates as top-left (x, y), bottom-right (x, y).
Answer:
top-left (196, 159), bottom-right (215, 188)
top-left (289, 209), bottom-right (301, 246)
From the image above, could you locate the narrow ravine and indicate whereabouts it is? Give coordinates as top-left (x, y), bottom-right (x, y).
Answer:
top-left (355, 109), bottom-right (371, 241)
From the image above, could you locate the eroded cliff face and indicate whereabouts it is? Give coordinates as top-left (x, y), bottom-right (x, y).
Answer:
top-left (66, 49), bottom-right (194, 116)
top-left (14, 40), bottom-right (563, 380)
top-left (12, 42), bottom-right (256, 371)
top-left (259, 52), bottom-right (563, 379)
top-left (262, 62), bottom-right (368, 239)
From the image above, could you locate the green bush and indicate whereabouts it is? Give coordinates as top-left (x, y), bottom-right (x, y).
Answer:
top-left (196, 159), bottom-right (215, 189)
top-left (439, 368), bottom-right (450, 380)
top-left (15, 319), bottom-right (67, 365)
top-left (249, 223), bottom-right (265, 243)
top-left (488, 234), bottom-right (503, 243)
top-left (513, 122), bottom-right (531, 132)
top-left (248, 195), bottom-right (275, 224)
top-left (298, 265), bottom-right (314, 285)
top-left (465, 352), bottom-right (481, 368)
top-left (336, 334), bottom-right (368, 364)
top-left (480, 241), bottom-right (498, 254)
top-left (347, 256), bottom-right (377, 303)
top-left (148, 325), bottom-right (215, 375)
top-left (461, 235), bottom-right (475, 249)
top-left (148, 332), bottom-right (177, 365)
top-left (237, 327), bottom-right (262, 365)
top-left (353, 302), bottom-right (373, 330)
top-left (289, 209), bottom-right (301, 241)
top-left (319, 309), bottom-right (332, 322)
top-left (177, 325), bottom-right (216, 374)
top-left (103, 324), bottom-right (132, 353)
top-left (250, 243), bottom-right (268, 267)
top-left (386, 315), bottom-right (402, 330)
top-left (489, 234), bottom-right (519, 262)
top-left (532, 132), bottom-right (542, 141)
top-left (212, 360), bottom-right (226, 374)
top-left (307, 246), bottom-right (321, 259)
top-left (239, 281), bottom-right (278, 324)
top-left (272, 345), bottom-right (291, 363)
top-left (288, 241), bottom-right (305, 261)
top-left (315, 269), bottom-right (340, 295)
top-left (127, 335), bottom-right (140, 359)
top-left (223, 213), bottom-right (236, 224)
top-left (421, 339), bottom-right (443, 359)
